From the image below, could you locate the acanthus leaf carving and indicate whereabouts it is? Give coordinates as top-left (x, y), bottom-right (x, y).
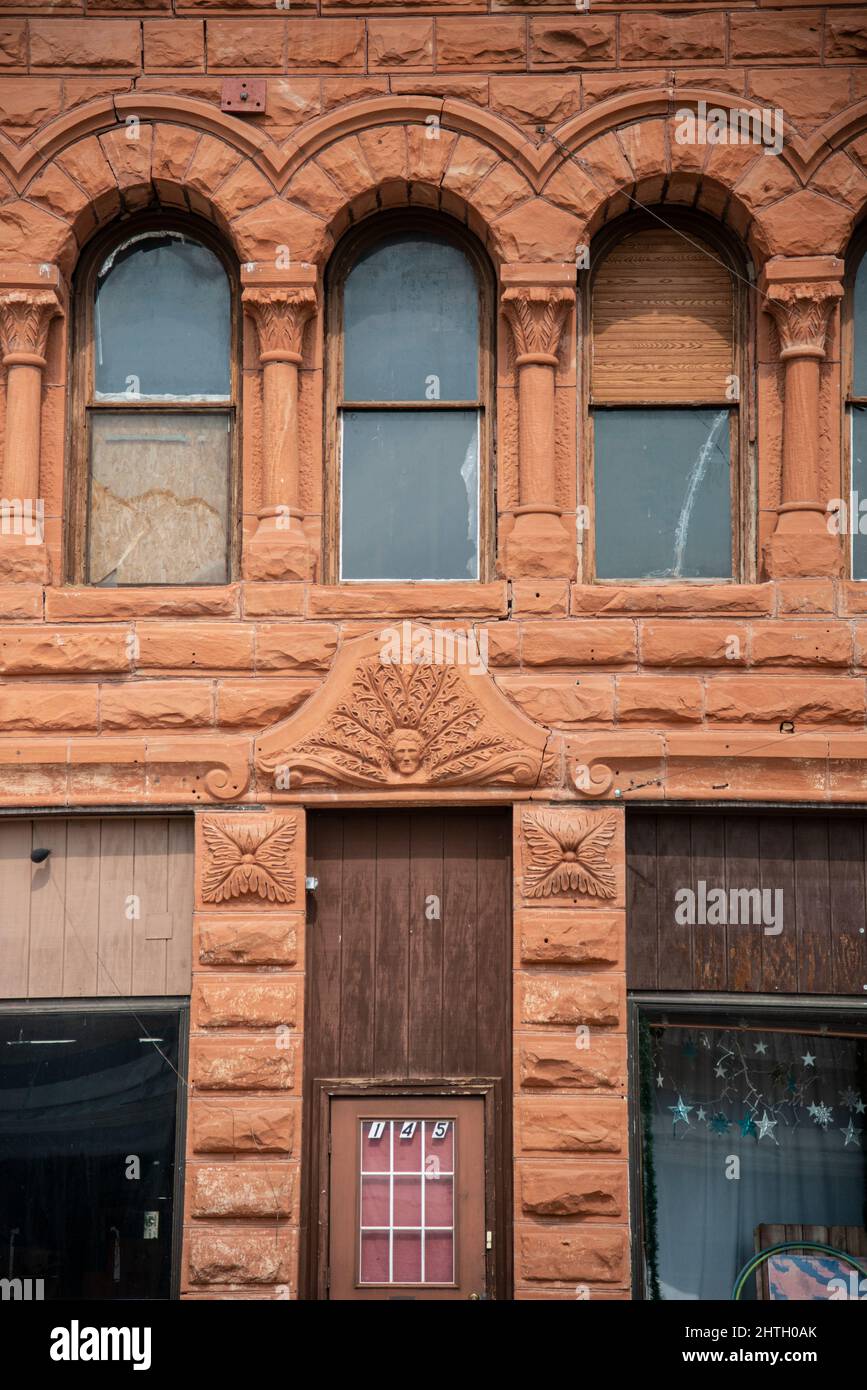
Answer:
top-left (0, 288), bottom-right (62, 363)
top-left (201, 815), bottom-right (297, 904)
top-left (242, 286), bottom-right (318, 362)
top-left (522, 808), bottom-right (617, 899)
top-left (764, 281), bottom-right (843, 360)
top-left (501, 286), bottom-right (574, 363)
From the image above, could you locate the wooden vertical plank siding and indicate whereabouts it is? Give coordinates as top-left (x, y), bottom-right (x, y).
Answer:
top-left (627, 812), bottom-right (867, 996)
top-left (0, 817), bottom-right (194, 998)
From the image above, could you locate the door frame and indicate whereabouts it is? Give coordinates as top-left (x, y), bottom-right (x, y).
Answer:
top-left (304, 1077), bottom-right (509, 1300)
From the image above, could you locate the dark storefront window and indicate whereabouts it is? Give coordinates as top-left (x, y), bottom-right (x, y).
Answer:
top-left (0, 1005), bottom-right (184, 1300)
top-left (635, 1005), bottom-right (867, 1301)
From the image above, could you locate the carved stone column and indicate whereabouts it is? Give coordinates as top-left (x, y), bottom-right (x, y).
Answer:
top-left (0, 266), bottom-right (63, 580)
top-left (242, 266), bottom-right (318, 582)
top-left (761, 256), bottom-right (844, 578)
top-left (501, 266), bottom-right (576, 577)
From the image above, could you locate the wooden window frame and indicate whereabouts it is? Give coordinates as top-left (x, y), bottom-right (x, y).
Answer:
top-left (66, 212), bottom-right (242, 587)
top-left (628, 994), bottom-right (867, 1300)
top-left (323, 211), bottom-right (496, 586)
top-left (842, 228), bottom-right (867, 580)
top-left (581, 210), bottom-right (755, 586)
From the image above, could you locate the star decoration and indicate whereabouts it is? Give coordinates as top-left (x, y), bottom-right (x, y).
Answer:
top-left (714, 1063), bottom-right (728, 1079)
top-left (709, 1113), bottom-right (731, 1135)
top-left (754, 1041), bottom-right (768, 1055)
top-left (656, 1072), bottom-right (664, 1089)
top-left (855, 1098), bottom-right (866, 1116)
top-left (669, 1096), bottom-right (693, 1130)
top-left (755, 1111), bottom-right (778, 1142)
top-left (840, 1120), bottom-right (863, 1148)
top-left (809, 1102), bottom-right (834, 1129)
top-left (801, 1051), bottom-right (816, 1067)
top-left (740, 1113), bottom-right (757, 1138)
top-left (696, 1107), bottom-right (707, 1122)
top-left (839, 1088), bottom-right (860, 1110)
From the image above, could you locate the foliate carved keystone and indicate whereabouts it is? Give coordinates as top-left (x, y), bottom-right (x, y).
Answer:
top-left (242, 286), bottom-right (318, 364)
top-left (0, 289), bottom-right (62, 365)
top-left (522, 809), bottom-right (617, 900)
top-left (201, 815), bottom-right (297, 904)
top-left (764, 282), bottom-right (843, 361)
top-left (501, 286), bottom-right (575, 365)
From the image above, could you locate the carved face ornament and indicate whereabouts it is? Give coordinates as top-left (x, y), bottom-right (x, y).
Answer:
top-left (386, 726), bottom-right (425, 777)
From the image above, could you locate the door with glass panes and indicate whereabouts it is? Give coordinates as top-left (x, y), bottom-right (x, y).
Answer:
top-left (302, 810), bottom-right (512, 1300)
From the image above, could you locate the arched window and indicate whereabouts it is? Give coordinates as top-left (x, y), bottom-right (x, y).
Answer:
top-left (327, 218), bottom-right (493, 582)
top-left (588, 218), bottom-right (745, 581)
top-left (847, 238), bottom-right (867, 578)
top-left (71, 221), bottom-right (237, 585)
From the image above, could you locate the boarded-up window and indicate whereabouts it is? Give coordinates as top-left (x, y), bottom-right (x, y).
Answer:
top-left (0, 817), bottom-right (194, 998)
top-left (590, 226), bottom-right (740, 581)
top-left (74, 226), bottom-right (236, 586)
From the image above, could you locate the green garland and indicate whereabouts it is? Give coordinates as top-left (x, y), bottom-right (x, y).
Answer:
top-left (638, 1017), bottom-right (662, 1300)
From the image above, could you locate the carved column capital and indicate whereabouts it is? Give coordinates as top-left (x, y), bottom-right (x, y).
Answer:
top-left (763, 281), bottom-right (843, 361)
top-left (501, 285), bottom-right (575, 366)
top-left (242, 286), bottom-right (318, 365)
top-left (0, 288), bottom-right (62, 368)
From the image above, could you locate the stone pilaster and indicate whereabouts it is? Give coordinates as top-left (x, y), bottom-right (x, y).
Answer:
top-left (183, 810), bottom-right (306, 1300)
top-left (513, 803), bottom-right (629, 1300)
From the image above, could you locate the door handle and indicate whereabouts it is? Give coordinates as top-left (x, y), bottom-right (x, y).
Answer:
top-left (468, 1292), bottom-right (482, 1300)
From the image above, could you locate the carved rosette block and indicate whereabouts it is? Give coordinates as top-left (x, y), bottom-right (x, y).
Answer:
top-left (500, 277), bottom-right (576, 579)
top-left (198, 814), bottom-right (300, 908)
top-left (242, 280), bottom-right (319, 581)
top-left (255, 627), bottom-right (548, 791)
top-left (519, 807), bottom-right (624, 905)
top-left (760, 260), bottom-right (845, 578)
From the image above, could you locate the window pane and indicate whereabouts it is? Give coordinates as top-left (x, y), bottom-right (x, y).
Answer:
top-left (854, 256), bottom-right (867, 398)
top-left (94, 232), bottom-right (231, 401)
top-left (0, 1008), bottom-right (181, 1300)
top-left (641, 1019), bottom-right (866, 1301)
top-left (343, 235), bottom-right (479, 403)
top-left (88, 410), bottom-right (230, 585)
top-left (594, 407), bottom-right (732, 579)
top-left (853, 407), bottom-right (867, 580)
top-left (341, 409), bottom-right (479, 581)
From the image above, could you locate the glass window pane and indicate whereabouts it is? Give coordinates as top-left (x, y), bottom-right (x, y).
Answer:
top-left (854, 256), bottom-right (867, 398)
top-left (94, 232), bottom-right (231, 401)
top-left (594, 407), bottom-right (732, 580)
top-left (641, 1019), bottom-right (866, 1301)
top-left (88, 410), bottom-right (231, 586)
top-left (341, 409), bottom-right (479, 581)
top-left (343, 235), bottom-right (479, 403)
top-left (853, 406), bottom-right (867, 579)
top-left (0, 1008), bottom-right (181, 1300)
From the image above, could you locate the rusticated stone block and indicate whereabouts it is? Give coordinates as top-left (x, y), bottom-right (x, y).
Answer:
top-left (190, 1165), bottom-right (296, 1220)
top-left (190, 1038), bottom-right (296, 1091)
top-left (190, 1102), bottom-right (296, 1155)
top-left (519, 1163), bottom-right (627, 1220)
top-left (518, 1228), bottom-right (629, 1284)
top-left (193, 978), bottom-right (298, 1030)
top-left (187, 1229), bottom-right (297, 1286)
top-left (198, 914), bottom-right (299, 966)
top-left (519, 911), bottom-right (623, 966)
top-left (520, 975), bottom-right (624, 1028)
top-left (519, 1099), bottom-right (626, 1154)
top-left (518, 1034), bottom-right (625, 1092)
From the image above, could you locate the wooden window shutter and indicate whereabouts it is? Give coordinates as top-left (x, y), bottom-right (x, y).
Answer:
top-left (591, 229), bottom-right (734, 405)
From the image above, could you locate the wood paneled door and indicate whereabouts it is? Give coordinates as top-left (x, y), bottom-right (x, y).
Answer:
top-left (302, 810), bottom-right (512, 1300)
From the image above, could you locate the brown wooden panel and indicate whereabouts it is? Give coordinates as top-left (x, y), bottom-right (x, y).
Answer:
top-left (62, 819), bottom-right (102, 997)
top-left (442, 813), bottom-right (479, 1075)
top-left (373, 814), bottom-right (411, 1077)
top-left (0, 820), bottom-right (33, 998)
top-left (627, 811), bottom-right (867, 997)
top-left (27, 820), bottom-right (68, 998)
top-left (407, 814), bottom-right (445, 1078)
top-left (165, 817), bottom-right (194, 995)
top-left (592, 230), bottom-right (734, 404)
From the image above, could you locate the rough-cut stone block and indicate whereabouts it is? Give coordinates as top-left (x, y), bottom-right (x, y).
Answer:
top-left (190, 1038), bottom-right (296, 1091)
top-left (518, 1034), bottom-right (625, 1092)
top-left (520, 975), bottom-right (624, 1029)
top-left (190, 1102), bottom-right (296, 1154)
top-left (197, 915), bottom-right (299, 967)
top-left (519, 911), bottom-right (623, 966)
top-left (519, 1099), bottom-right (626, 1154)
top-left (190, 1164), bottom-right (296, 1219)
top-left (519, 1162), bottom-right (627, 1219)
top-left (194, 978), bottom-right (298, 1030)
top-left (518, 1227), bottom-right (628, 1283)
top-left (187, 1229), bottom-right (297, 1286)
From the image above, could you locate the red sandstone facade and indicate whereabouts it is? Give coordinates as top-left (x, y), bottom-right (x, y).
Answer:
top-left (0, 0), bottom-right (865, 1305)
